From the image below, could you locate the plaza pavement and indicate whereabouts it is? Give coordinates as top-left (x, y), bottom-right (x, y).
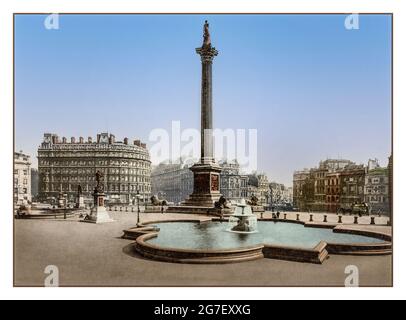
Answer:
top-left (14, 211), bottom-right (392, 287)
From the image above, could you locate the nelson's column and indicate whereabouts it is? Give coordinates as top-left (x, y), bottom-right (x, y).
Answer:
top-left (168, 21), bottom-right (222, 213)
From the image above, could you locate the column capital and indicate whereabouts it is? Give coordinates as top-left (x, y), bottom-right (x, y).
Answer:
top-left (196, 46), bottom-right (218, 62)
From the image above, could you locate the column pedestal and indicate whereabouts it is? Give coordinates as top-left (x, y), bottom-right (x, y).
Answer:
top-left (183, 162), bottom-right (222, 207)
top-left (83, 191), bottom-right (114, 224)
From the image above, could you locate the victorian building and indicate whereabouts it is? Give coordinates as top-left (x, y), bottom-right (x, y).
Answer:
top-left (247, 173), bottom-right (270, 206)
top-left (293, 169), bottom-right (311, 211)
top-left (219, 160), bottom-right (249, 201)
top-left (364, 159), bottom-right (390, 214)
top-left (14, 151), bottom-right (32, 205)
top-left (37, 133), bottom-right (151, 205)
top-left (151, 162), bottom-right (194, 205)
top-left (339, 164), bottom-right (366, 210)
top-left (293, 159), bottom-right (358, 212)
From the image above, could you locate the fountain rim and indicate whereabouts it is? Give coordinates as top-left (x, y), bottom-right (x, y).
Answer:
top-left (126, 218), bottom-right (392, 264)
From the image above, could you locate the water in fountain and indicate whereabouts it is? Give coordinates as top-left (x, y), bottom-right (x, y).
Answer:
top-left (227, 199), bottom-right (258, 234)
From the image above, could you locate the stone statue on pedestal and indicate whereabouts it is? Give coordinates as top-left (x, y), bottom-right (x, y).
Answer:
top-left (83, 171), bottom-right (113, 224)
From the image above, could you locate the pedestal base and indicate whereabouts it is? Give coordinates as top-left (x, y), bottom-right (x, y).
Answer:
top-left (182, 193), bottom-right (221, 207)
top-left (83, 206), bottom-right (114, 224)
top-left (166, 205), bottom-right (232, 216)
top-left (76, 196), bottom-right (85, 209)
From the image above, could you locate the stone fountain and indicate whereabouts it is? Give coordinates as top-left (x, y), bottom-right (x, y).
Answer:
top-left (227, 199), bottom-right (258, 233)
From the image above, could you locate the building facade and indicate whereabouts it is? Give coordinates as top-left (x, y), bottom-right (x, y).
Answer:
top-left (247, 173), bottom-right (270, 206)
top-left (325, 171), bottom-right (341, 213)
top-left (219, 160), bottom-right (248, 201)
top-left (151, 162), bottom-right (193, 205)
top-left (14, 152), bottom-right (32, 205)
top-left (364, 167), bottom-right (390, 214)
top-left (339, 164), bottom-right (366, 210)
top-left (293, 169), bottom-right (311, 210)
top-left (313, 159), bottom-right (354, 212)
top-left (269, 182), bottom-right (293, 207)
top-left (38, 133), bottom-right (151, 205)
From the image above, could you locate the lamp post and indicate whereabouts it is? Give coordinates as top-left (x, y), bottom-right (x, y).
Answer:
top-left (136, 189), bottom-right (141, 226)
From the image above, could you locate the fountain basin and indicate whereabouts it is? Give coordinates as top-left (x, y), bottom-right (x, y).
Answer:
top-left (129, 220), bottom-right (391, 264)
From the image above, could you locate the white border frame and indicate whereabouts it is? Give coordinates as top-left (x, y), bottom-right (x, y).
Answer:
top-left (1, 0), bottom-right (404, 300)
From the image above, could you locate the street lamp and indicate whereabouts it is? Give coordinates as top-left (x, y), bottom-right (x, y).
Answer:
top-left (136, 189), bottom-right (142, 226)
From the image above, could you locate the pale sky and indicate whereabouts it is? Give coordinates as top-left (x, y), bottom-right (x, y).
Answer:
top-left (15, 14), bottom-right (392, 186)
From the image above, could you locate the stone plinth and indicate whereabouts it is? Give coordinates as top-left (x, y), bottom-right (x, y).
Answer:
top-left (83, 191), bottom-right (114, 224)
top-left (184, 162), bottom-right (222, 206)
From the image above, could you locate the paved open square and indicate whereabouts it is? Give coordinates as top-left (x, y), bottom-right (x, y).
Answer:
top-left (14, 211), bottom-right (392, 287)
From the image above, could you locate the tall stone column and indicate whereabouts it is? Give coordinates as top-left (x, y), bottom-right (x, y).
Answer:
top-left (182, 21), bottom-right (222, 208)
top-left (196, 43), bottom-right (218, 163)
top-left (166, 21), bottom-right (229, 213)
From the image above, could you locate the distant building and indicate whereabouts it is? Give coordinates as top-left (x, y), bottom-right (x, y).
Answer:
top-left (313, 159), bottom-right (355, 212)
top-left (293, 169), bottom-right (311, 210)
top-left (364, 166), bottom-right (390, 215)
top-left (14, 152), bottom-right (31, 205)
top-left (38, 133), bottom-right (151, 205)
top-left (294, 159), bottom-right (372, 213)
top-left (295, 157), bottom-right (392, 213)
top-left (269, 182), bottom-right (293, 206)
top-left (248, 173), bottom-right (270, 206)
top-left (325, 171), bottom-right (341, 213)
top-left (339, 164), bottom-right (366, 210)
top-left (219, 160), bottom-right (248, 201)
top-left (151, 162), bottom-right (193, 205)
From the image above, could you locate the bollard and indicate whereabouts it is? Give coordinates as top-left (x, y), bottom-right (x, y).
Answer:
top-left (309, 214), bottom-right (313, 222)
top-left (132, 207), bottom-right (134, 212)
top-left (354, 216), bottom-right (358, 224)
top-left (323, 215), bottom-right (328, 223)
top-left (284, 213), bottom-right (287, 220)
top-left (370, 217), bottom-right (375, 225)
top-left (338, 215), bottom-right (343, 224)
top-left (125, 207), bottom-right (128, 212)
top-left (296, 214), bottom-right (300, 221)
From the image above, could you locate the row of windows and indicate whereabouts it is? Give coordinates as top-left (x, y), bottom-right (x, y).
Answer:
top-left (39, 159), bottom-right (150, 168)
top-left (46, 168), bottom-right (150, 175)
top-left (43, 184), bottom-right (151, 193)
top-left (45, 176), bottom-right (150, 183)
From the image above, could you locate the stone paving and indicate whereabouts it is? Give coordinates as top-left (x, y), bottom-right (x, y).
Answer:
top-left (14, 211), bottom-right (392, 287)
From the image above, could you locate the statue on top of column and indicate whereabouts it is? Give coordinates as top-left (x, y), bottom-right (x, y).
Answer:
top-left (203, 20), bottom-right (211, 48)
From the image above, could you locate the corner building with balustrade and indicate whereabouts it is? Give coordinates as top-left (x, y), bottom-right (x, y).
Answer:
top-left (38, 132), bottom-right (151, 205)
